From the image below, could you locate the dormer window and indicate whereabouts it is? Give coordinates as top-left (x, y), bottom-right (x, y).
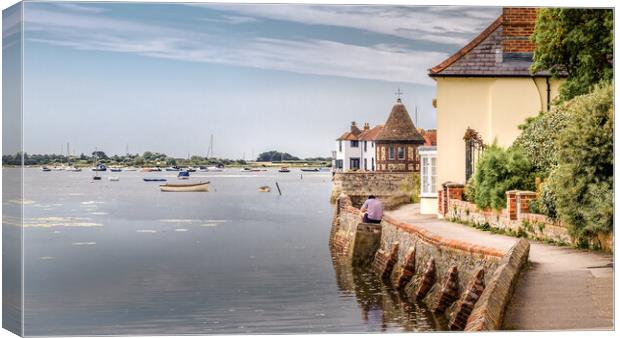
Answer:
top-left (351, 140), bottom-right (359, 148)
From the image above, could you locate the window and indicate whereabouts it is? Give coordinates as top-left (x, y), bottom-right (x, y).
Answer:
top-left (338, 140), bottom-right (342, 152)
top-left (364, 158), bottom-right (367, 170)
top-left (350, 158), bottom-right (360, 169)
top-left (397, 146), bottom-right (405, 160)
top-left (364, 141), bottom-right (367, 152)
top-left (464, 128), bottom-right (484, 181)
top-left (372, 158), bottom-right (375, 171)
top-left (388, 145), bottom-right (395, 160)
top-left (335, 159), bottom-right (343, 169)
top-left (351, 140), bottom-right (359, 148)
top-left (421, 155), bottom-right (437, 196)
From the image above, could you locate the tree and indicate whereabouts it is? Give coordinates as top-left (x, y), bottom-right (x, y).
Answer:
top-left (256, 150), bottom-right (300, 162)
top-left (545, 83), bottom-right (613, 239)
top-left (530, 9), bottom-right (613, 101)
top-left (469, 144), bottom-right (535, 210)
top-left (92, 151), bottom-right (108, 160)
top-left (511, 102), bottom-right (573, 176)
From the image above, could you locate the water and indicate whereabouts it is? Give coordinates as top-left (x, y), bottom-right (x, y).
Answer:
top-left (9, 168), bottom-right (441, 335)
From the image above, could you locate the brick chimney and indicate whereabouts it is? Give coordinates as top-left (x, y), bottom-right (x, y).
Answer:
top-left (363, 122), bottom-right (370, 131)
top-left (501, 8), bottom-right (538, 54)
top-left (350, 121), bottom-right (361, 135)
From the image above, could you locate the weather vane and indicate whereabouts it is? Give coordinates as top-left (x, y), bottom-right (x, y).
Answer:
top-left (395, 87), bottom-right (404, 100)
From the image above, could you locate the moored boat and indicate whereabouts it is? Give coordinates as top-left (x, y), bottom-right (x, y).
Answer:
top-left (108, 176), bottom-right (120, 181)
top-left (178, 171), bottom-right (190, 179)
top-left (91, 164), bottom-right (107, 171)
top-left (207, 166), bottom-right (223, 172)
top-left (41, 166), bottom-right (51, 172)
top-left (123, 167), bottom-right (138, 171)
top-left (301, 168), bottom-right (319, 172)
top-left (143, 178), bottom-right (167, 182)
top-left (109, 167), bottom-right (122, 172)
top-left (66, 166), bottom-right (82, 172)
top-left (278, 166), bottom-right (291, 173)
top-left (258, 186), bottom-right (271, 192)
top-left (165, 166), bottom-right (181, 171)
top-left (159, 181), bottom-right (210, 192)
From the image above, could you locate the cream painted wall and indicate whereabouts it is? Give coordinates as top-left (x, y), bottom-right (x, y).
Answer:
top-left (434, 76), bottom-right (563, 190)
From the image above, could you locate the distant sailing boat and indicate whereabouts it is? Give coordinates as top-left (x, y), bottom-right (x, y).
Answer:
top-left (92, 152), bottom-right (102, 181)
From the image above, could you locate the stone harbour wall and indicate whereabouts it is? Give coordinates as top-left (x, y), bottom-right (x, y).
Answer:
top-left (330, 194), bottom-right (531, 331)
top-left (331, 172), bottom-right (417, 208)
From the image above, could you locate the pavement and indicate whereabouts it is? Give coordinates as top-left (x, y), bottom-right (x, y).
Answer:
top-left (386, 204), bottom-right (614, 331)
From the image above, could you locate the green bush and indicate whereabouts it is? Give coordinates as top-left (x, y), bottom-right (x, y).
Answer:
top-left (512, 105), bottom-right (572, 176)
top-left (537, 181), bottom-right (558, 219)
top-left (545, 82), bottom-right (613, 239)
top-left (470, 144), bottom-right (535, 210)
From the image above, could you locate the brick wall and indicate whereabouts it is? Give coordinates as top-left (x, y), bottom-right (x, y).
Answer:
top-left (501, 7), bottom-right (538, 53)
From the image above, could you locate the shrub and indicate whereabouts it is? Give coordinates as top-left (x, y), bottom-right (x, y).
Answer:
top-left (512, 104), bottom-right (572, 177)
top-left (470, 144), bottom-right (535, 210)
top-left (545, 82), bottom-right (613, 239)
top-left (537, 181), bottom-right (558, 219)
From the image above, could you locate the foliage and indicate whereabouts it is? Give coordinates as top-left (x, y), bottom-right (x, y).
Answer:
top-left (256, 150), bottom-right (300, 162)
top-left (536, 181), bottom-right (558, 219)
top-left (469, 144), bottom-right (535, 210)
top-left (511, 103), bottom-right (572, 176)
top-left (530, 8), bottom-right (613, 101)
top-left (544, 83), bottom-right (613, 238)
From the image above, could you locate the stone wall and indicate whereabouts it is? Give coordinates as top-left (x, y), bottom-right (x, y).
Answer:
top-left (330, 194), bottom-right (530, 331)
top-left (447, 198), bottom-right (572, 245)
top-left (331, 171), bottom-right (417, 208)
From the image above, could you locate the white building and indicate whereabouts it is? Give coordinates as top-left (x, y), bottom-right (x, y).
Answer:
top-left (333, 122), bottom-right (383, 172)
top-left (419, 146), bottom-right (438, 214)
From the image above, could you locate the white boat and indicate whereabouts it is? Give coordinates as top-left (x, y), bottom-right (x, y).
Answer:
top-left (159, 181), bottom-right (210, 192)
top-left (207, 166), bottom-right (223, 172)
top-left (108, 176), bottom-right (120, 181)
top-left (66, 166), bottom-right (82, 172)
top-left (123, 167), bottom-right (138, 171)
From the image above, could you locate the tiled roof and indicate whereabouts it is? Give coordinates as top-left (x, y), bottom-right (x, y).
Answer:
top-left (420, 129), bottom-right (437, 146)
top-left (337, 131), bottom-right (359, 141)
top-left (428, 15), bottom-right (547, 77)
top-left (376, 99), bottom-right (425, 143)
top-left (359, 125), bottom-right (384, 141)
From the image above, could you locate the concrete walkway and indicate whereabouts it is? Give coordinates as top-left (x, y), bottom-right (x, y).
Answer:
top-left (386, 204), bottom-right (614, 331)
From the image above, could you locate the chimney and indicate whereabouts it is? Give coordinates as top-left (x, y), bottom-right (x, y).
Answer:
top-left (363, 122), bottom-right (370, 131)
top-left (350, 121), bottom-right (361, 134)
top-left (501, 7), bottom-right (538, 54)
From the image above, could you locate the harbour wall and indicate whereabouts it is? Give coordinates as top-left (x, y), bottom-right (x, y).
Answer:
top-left (331, 172), bottom-right (417, 208)
top-left (331, 194), bottom-right (529, 331)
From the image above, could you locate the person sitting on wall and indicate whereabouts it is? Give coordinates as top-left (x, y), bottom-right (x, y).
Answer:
top-left (360, 195), bottom-right (383, 224)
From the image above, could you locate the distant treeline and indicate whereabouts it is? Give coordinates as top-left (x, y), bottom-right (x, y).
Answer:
top-left (3, 151), bottom-right (332, 167)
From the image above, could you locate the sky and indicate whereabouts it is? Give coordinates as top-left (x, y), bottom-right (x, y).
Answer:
top-left (10, 2), bottom-right (501, 159)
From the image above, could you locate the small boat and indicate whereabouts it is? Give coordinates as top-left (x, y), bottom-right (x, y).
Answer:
top-left (91, 164), bottom-right (107, 172)
top-left (108, 176), bottom-right (120, 181)
top-left (319, 167), bottom-right (331, 172)
top-left (186, 167), bottom-right (197, 172)
top-left (41, 166), bottom-right (51, 172)
top-left (165, 166), bottom-right (181, 171)
top-left (301, 168), bottom-right (319, 172)
top-left (207, 166), bottom-right (223, 172)
top-left (93, 176), bottom-right (102, 181)
top-left (258, 186), bottom-right (271, 192)
top-left (178, 171), bottom-right (190, 179)
top-left (123, 167), bottom-right (138, 172)
top-left (66, 166), bottom-right (82, 172)
top-left (160, 181), bottom-right (210, 192)
top-left (241, 167), bottom-right (253, 172)
top-left (278, 166), bottom-right (291, 173)
top-left (109, 167), bottom-right (122, 172)
top-left (143, 178), bottom-right (167, 182)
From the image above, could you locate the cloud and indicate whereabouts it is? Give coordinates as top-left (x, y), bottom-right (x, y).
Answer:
top-left (25, 6), bottom-right (455, 85)
top-left (55, 3), bottom-right (109, 14)
top-left (201, 14), bottom-right (260, 25)
top-left (191, 4), bottom-right (501, 45)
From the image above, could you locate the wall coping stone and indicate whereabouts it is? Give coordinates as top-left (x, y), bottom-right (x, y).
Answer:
top-left (382, 215), bottom-right (504, 258)
top-left (464, 239), bottom-right (530, 331)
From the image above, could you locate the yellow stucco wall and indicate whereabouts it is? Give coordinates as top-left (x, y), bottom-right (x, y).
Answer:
top-left (434, 76), bottom-right (562, 189)
top-left (420, 197), bottom-right (438, 214)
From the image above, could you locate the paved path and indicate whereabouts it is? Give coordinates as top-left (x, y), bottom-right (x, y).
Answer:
top-left (386, 204), bottom-right (614, 331)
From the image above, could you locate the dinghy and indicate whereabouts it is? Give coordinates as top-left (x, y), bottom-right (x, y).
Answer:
top-left (160, 181), bottom-right (210, 192)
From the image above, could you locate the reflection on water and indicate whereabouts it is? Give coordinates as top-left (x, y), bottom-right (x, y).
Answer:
top-left (16, 168), bottom-right (440, 335)
top-left (331, 253), bottom-right (446, 332)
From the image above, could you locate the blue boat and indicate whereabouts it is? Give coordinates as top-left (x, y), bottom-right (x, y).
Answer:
top-left (143, 178), bottom-right (167, 182)
top-left (91, 163), bottom-right (107, 172)
top-left (178, 171), bottom-right (190, 179)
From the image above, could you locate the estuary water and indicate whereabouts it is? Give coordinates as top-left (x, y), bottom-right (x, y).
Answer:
top-left (11, 168), bottom-right (442, 335)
